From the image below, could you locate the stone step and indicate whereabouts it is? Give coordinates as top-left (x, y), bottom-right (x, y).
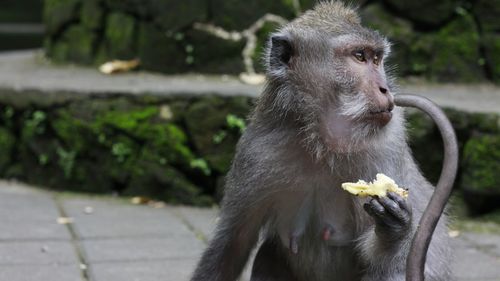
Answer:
top-left (0, 23), bottom-right (45, 34)
top-left (0, 50), bottom-right (499, 114)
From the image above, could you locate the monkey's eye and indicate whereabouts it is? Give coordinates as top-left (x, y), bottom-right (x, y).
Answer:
top-left (373, 54), bottom-right (381, 66)
top-left (353, 50), bottom-right (366, 62)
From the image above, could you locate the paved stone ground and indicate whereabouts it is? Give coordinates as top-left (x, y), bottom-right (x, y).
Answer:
top-left (0, 50), bottom-right (499, 114)
top-left (0, 180), bottom-right (499, 281)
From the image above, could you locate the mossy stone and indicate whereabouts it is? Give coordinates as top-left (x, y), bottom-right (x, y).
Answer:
top-left (45, 24), bottom-right (97, 64)
top-left (406, 110), bottom-right (443, 185)
top-left (105, 0), bottom-right (206, 30)
top-left (469, 112), bottom-right (500, 134)
top-left (64, 25), bottom-right (97, 64)
top-left (427, 12), bottom-right (483, 82)
top-left (152, 0), bottom-right (207, 31)
top-left (383, 0), bottom-right (459, 28)
top-left (0, 127), bottom-right (15, 174)
top-left (44, 0), bottom-right (81, 35)
top-left (45, 39), bottom-right (69, 63)
top-left (124, 160), bottom-right (213, 206)
top-left (0, 0), bottom-right (44, 23)
top-left (361, 3), bottom-right (415, 76)
top-left (185, 96), bottom-right (252, 173)
top-left (210, 0), bottom-right (295, 30)
top-left (473, 0), bottom-right (500, 33)
top-left (102, 12), bottom-right (137, 60)
top-left (185, 29), bottom-right (246, 74)
top-left (137, 23), bottom-right (187, 73)
top-left (481, 34), bottom-right (500, 83)
top-left (104, 0), bottom-right (150, 18)
top-left (461, 134), bottom-right (500, 194)
top-left (81, 0), bottom-right (104, 31)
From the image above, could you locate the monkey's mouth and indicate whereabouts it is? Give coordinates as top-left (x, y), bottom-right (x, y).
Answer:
top-left (368, 108), bottom-right (393, 126)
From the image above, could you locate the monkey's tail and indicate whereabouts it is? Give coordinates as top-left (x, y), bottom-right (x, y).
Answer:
top-left (394, 94), bottom-right (459, 281)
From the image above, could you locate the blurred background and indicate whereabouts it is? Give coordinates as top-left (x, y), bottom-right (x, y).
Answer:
top-left (0, 0), bottom-right (499, 225)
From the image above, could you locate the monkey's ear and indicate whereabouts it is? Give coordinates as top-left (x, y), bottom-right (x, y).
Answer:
top-left (269, 35), bottom-right (293, 71)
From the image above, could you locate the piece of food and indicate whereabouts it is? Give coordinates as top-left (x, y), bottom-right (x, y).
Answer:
top-left (341, 173), bottom-right (408, 199)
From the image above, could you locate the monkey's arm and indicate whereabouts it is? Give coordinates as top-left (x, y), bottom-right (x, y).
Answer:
top-left (190, 199), bottom-right (270, 281)
top-left (190, 133), bottom-right (276, 281)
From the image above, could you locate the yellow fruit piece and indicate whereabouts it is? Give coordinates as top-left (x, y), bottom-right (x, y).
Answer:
top-left (341, 173), bottom-right (408, 199)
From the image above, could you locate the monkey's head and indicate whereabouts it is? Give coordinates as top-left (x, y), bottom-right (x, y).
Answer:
top-left (259, 1), bottom-right (403, 157)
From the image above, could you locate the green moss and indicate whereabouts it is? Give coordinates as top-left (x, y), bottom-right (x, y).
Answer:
top-left (461, 135), bottom-right (500, 193)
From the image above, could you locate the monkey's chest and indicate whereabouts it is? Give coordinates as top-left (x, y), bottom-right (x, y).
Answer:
top-left (273, 188), bottom-right (360, 254)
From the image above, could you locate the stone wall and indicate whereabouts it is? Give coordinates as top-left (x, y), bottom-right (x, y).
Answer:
top-left (0, 93), bottom-right (498, 213)
top-left (0, 0), bottom-right (44, 51)
top-left (43, 0), bottom-right (500, 83)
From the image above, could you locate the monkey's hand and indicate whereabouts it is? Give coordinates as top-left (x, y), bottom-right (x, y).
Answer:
top-left (363, 192), bottom-right (412, 241)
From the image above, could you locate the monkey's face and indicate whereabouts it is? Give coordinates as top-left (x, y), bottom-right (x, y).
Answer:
top-left (266, 28), bottom-right (398, 154)
top-left (320, 33), bottom-right (395, 152)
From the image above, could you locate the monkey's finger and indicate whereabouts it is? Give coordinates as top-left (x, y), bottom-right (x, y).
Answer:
top-left (364, 199), bottom-right (385, 218)
top-left (377, 196), bottom-right (409, 224)
top-left (377, 196), bottom-right (400, 216)
top-left (364, 202), bottom-right (391, 226)
top-left (387, 192), bottom-right (411, 213)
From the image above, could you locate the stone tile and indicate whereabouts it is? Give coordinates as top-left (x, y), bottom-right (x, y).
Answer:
top-left (82, 237), bottom-right (205, 263)
top-left (90, 258), bottom-right (198, 281)
top-left (0, 241), bottom-right (78, 265)
top-left (0, 264), bottom-right (83, 281)
top-left (0, 182), bottom-right (70, 240)
top-left (451, 236), bottom-right (500, 280)
top-left (460, 232), bottom-right (500, 258)
top-left (62, 198), bottom-right (193, 239)
top-left (173, 206), bottom-right (218, 240)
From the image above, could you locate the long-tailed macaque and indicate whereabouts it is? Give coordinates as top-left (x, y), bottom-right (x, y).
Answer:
top-left (191, 2), bottom-right (451, 281)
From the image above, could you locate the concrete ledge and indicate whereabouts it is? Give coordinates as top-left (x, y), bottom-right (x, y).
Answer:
top-left (0, 50), bottom-right (499, 114)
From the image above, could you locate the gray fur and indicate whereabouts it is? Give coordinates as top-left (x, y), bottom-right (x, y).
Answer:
top-left (190, 2), bottom-right (451, 281)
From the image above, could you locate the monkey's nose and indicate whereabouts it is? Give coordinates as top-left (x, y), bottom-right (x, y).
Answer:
top-left (379, 87), bottom-right (388, 94)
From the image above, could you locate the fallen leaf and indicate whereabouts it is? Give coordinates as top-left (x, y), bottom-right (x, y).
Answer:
top-left (448, 230), bottom-right (460, 238)
top-left (99, 59), bottom-right (140, 74)
top-left (84, 206), bottom-right (94, 214)
top-left (131, 196), bottom-right (151, 205)
top-left (57, 217), bottom-right (74, 224)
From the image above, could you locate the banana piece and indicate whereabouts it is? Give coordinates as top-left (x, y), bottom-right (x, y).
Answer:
top-left (341, 173), bottom-right (408, 199)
